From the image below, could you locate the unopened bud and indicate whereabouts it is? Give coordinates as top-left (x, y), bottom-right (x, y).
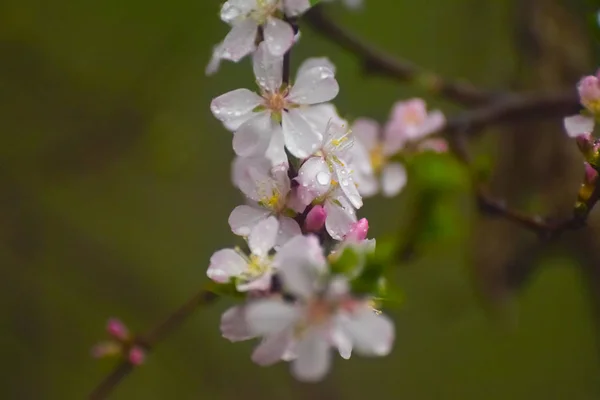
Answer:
top-left (128, 346), bottom-right (146, 366)
top-left (584, 162), bottom-right (598, 185)
top-left (345, 218), bottom-right (369, 242)
top-left (578, 75), bottom-right (600, 114)
top-left (575, 133), bottom-right (594, 155)
top-left (304, 205), bottom-right (327, 233)
top-left (107, 318), bottom-right (129, 341)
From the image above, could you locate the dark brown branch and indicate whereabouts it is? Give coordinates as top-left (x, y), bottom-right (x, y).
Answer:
top-left (304, 6), bottom-right (499, 106)
top-left (89, 290), bottom-right (218, 400)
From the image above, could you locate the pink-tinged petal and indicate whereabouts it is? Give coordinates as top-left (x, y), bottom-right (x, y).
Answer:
top-left (412, 110), bottom-right (446, 140)
top-left (297, 57), bottom-right (337, 76)
top-left (324, 195), bottom-right (357, 240)
top-left (276, 216), bottom-right (302, 246)
top-left (284, 0), bottom-right (311, 16)
top-left (210, 89), bottom-right (262, 125)
top-left (207, 248), bottom-right (247, 282)
top-left (345, 218), bottom-right (369, 242)
top-left (330, 326), bottom-right (353, 360)
top-left (296, 157), bottom-right (331, 203)
top-left (418, 138), bottom-right (448, 153)
top-left (205, 43), bottom-right (224, 76)
top-left (351, 118), bottom-right (380, 151)
top-left (286, 187), bottom-right (308, 213)
top-left (333, 162), bottom-right (362, 209)
top-left (275, 235), bottom-right (325, 298)
top-left (265, 122), bottom-right (288, 166)
top-left (291, 329), bottom-right (331, 382)
top-left (341, 307), bottom-right (395, 356)
top-left (221, 19), bottom-right (259, 62)
top-left (237, 271), bottom-right (273, 292)
top-left (253, 41), bottom-right (283, 93)
top-left (221, 306), bottom-right (255, 342)
top-left (220, 0), bottom-right (255, 23)
top-left (564, 114), bottom-right (595, 138)
top-left (282, 109), bottom-right (322, 158)
top-left (381, 162), bottom-right (407, 197)
top-left (300, 103), bottom-right (346, 133)
top-left (249, 216), bottom-right (279, 256)
top-left (233, 113), bottom-right (272, 157)
top-left (229, 205), bottom-right (270, 236)
top-left (231, 156), bottom-right (271, 194)
top-left (252, 328), bottom-right (294, 366)
top-left (389, 98), bottom-right (427, 122)
top-left (288, 65), bottom-right (339, 105)
top-left (578, 75), bottom-right (600, 112)
top-left (354, 171), bottom-right (379, 197)
top-left (304, 205), bottom-right (327, 233)
top-left (246, 299), bottom-right (300, 336)
top-left (264, 17), bottom-right (294, 57)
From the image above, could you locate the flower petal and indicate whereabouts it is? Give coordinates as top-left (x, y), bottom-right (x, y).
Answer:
top-left (207, 248), bottom-right (247, 282)
top-left (330, 325), bottom-right (353, 360)
top-left (237, 271), bottom-right (273, 292)
top-left (221, 19), bottom-right (259, 62)
top-left (297, 57), bottom-right (337, 76)
top-left (221, 306), bottom-right (255, 342)
top-left (210, 89), bottom-right (262, 126)
top-left (291, 328), bottom-right (331, 382)
top-left (341, 307), bottom-right (395, 356)
top-left (296, 157), bottom-right (332, 204)
top-left (276, 216), bottom-right (302, 246)
top-left (381, 162), bottom-right (407, 197)
top-left (300, 103), bottom-right (346, 133)
top-left (274, 235), bottom-right (325, 298)
top-left (232, 112), bottom-right (272, 157)
top-left (564, 114), bottom-right (595, 138)
top-left (351, 118), bottom-right (380, 151)
top-left (249, 215), bottom-right (279, 256)
top-left (264, 17), bottom-right (294, 57)
top-left (229, 205), bottom-right (270, 236)
top-left (324, 195), bottom-right (356, 240)
top-left (253, 41), bottom-right (283, 93)
top-left (220, 0), bottom-right (255, 23)
top-left (265, 122), bottom-right (288, 166)
top-left (282, 109), bottom-right (322, 158)
top-left (333, 162), bottom-right (362, 209)
top-left (205, 43), bottom-right (224, 76)
top-left (246, 299), bottom-right (300, 336)
top-left (288, 65), bottom-right (339, 105)
top-left (251, 328), bottom-right (293, 366)
top-left (284, 0), bottom-right (311, 16)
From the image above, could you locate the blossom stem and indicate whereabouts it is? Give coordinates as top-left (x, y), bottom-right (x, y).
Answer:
top-left (89, 289), bottom-right (218, 399)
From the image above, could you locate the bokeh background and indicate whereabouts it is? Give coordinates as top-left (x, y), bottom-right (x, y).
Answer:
top-left (3, 0), bottom-right (600, 398)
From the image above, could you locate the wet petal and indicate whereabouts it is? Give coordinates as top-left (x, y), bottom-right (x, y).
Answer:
top-left (253, 41), bottom-right (283, 93)
top-left (221, 19), bottom-right (259, 62)
top-left (207, 248), bottom-right (247, 282)
top-left (229, 205), bottom-right (270, 236)
top-left (283, 0), bottom-right (311, 16)
top-left (264, 17), bottom-right (294, 57)
top-left (296, 157), bottom-right (331, 204)
top-left (288, 65), bottom-right (339, 105)
top-left (246, 299), bottom-right (300, 335)
top-left (221, 306), bottom-right (255, 342)
top-left (381, 162), bottom-right (407, 197)
top-left (300, 103), bottom-right (346, 133)
top-left (564, 114), bottom-right (595, 137)
top-left (237, 271), bottom-right (273, 292)
top-left (265, 122), bottom-right (288, 166)
top-left (333, 162), bottom-right (362, 209)
top-left (297, 57), bottom-right (336, 76)
top-left (324, 196), bottom-right (356, 240)
top-left (249, 215), bottom-right (279, 256)
top-left (330, 326), bottom-right (353, 360)
top-left (220, 0), bottom-right (256, 23)
top-left (282, 109), bottom-right (322, 158)
top-left (274, 235), bottom-right (325, 298)
top-left (291, 329), bottom-right (331, 382)
top-left (210, 89), bottom-right (262, 125)
top-left (276, 216), bottom-right (302, 246)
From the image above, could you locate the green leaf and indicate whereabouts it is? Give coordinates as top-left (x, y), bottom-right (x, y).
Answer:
top-left (204, 280), bottom-right (245, 299)
top-left (309, 0), bottom-right (321, 5)
top-left (330, 246), bottom-right (361, 275)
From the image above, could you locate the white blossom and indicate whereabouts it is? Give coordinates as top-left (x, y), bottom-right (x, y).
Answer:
top-left (564, 114), bottom-right (595, 138)
top-left (243, 235), bottom-right (395, 381)
top-left (211, 43), bottom-right (340, 163)
top-left (229, 156), bottom-right (301, 245)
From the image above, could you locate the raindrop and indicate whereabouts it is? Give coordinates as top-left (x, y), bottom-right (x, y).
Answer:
top-left (316, 171), bottom-right (330, 186)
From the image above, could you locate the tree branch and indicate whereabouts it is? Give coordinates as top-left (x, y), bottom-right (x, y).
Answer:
top-left (304, 6), bottom-right (500, 106)
top-left (89, 290), bottom-right (218, 400)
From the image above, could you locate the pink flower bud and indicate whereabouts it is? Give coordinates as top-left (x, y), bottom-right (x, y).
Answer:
top-left (578, 75), bottom-right (600, 114)
top-left (575, 133), bottom-right (594, 154)
top-left (106, 318), bottom-right (129, 341)
top-left (304, 205), bottom-right (327, 233)
top-left (128, 346), bottom-right (146, 366)
top-left (584, 162), bottom-right (598, 185)
top-left (345, 218), bottom-right (369, 242)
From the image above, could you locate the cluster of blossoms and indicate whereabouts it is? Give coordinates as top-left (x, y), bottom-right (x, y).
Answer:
top-left (203, 1), bottom-right (446, 381)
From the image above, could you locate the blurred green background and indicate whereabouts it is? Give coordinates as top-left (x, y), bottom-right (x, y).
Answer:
top-left (2, 0), bottom-right (600, 398)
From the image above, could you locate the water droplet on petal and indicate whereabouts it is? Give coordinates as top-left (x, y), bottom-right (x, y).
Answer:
top-left (316, 171), bottom-right (330, 186)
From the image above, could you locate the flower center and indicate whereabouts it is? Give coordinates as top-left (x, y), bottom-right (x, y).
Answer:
top-left (246, 254), bottom-right (269, 277)
top-left (251, 0), bottom-right (280, 24)
top-left (369, 144), bottom-right (386, 172)
top-left (403, 108), bottom-right (424, 126)
top-left (265, 91), bottom-right (287, 113)
top-left (584, 99), bottom-right (600, 115)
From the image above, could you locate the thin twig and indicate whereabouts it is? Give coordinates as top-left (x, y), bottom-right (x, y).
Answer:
top-left (89, 290), bottom-right (218, 400)
top-left (304, 6), bottom-right (499, 106)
